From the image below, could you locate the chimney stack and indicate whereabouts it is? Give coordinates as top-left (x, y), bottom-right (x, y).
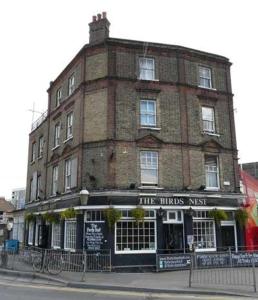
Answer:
top-left (89, 12), bottom-right (110, 44)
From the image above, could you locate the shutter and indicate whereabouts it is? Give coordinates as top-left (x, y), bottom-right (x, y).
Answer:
top-left (71, 158), bottom-right (78, 188)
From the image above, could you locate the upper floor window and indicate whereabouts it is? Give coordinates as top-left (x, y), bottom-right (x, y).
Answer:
top-left (139, 57), bottom-right (155, 80)
top-left (205, 156), bottom-right (219, 190)
top-left (52, 165), bottom-right (59, 195)
top-left (202, 106), bottom-right (215, 133)
top-left (68, 74), bottom-right (75, 96)
top-left (31, 142), bottom-right (36, 162)
top-left (38, 136), bottom-right (44, 157)
top-left (54, 123), bottom-right (60, 148)
top-left (65, 158), bottom-right (77, 191)
top-left (199, 66), bottom-right (212, 89)
top-left (36, 175), bottom-right (41, 200)
top-left (66, 112), bottom-right (73, 139)
top-left (56, 88), bottom-right (62, 107)
top-left (140, 100), bottom-right (156, 127)
top-left (140, 151), bottom-right (158, 185)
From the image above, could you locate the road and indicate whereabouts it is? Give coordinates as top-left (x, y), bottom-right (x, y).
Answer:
top-left (0, 278), bottom-right (256, 300)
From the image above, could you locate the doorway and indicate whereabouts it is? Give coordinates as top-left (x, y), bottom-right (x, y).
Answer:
top-left (164, 224), bottom-right (184, 252)
top-left (221, 225), bottom-right (236, 251)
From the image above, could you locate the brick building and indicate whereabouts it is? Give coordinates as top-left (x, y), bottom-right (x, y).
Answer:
top-left (242, 162), bottom-right (258, 180)
top-left (25, 13), bottom-right (244, 268)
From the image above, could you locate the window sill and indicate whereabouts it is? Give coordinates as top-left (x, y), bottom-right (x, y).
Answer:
top-left (195, 248), bottom-right (216, 252)
top-left (138, 78), bottom-right (159, 82)
top-left (140, 127), bottom-right (161, 131)
top-left (52, 145), bottom-right (60, 151)
top-left (198, 85), bottom-right (217, 91)
top-left (30, 160), bottom-right (35, 165)
top-left (37, 155), bottom-right (43, 160)
top-left (205, 187), bottom-right (220, 192)
top-left (63, 136), bottom-right (73, 144)
top-left (202, 131), bottom-right (220, 137)
top-left (138, 186), bottom-right (164, 190)
top-left (115, 250), bottom-right (156, 254)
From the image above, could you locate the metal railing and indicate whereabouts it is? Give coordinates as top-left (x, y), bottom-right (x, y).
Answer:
top-left (0, 247), bottom-right (111, 276)
top-left (189, 250), bottom-right (258, 292)
top-left (31, 110), bottom-right (48, 132)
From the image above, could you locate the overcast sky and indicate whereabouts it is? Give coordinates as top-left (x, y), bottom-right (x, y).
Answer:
top-left (0, 0), bottom-right (257, 199)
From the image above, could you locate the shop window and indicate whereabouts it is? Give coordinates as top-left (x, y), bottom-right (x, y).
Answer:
top-left (116, 221), bottom-right (156, 253)
top-left (28, 222), bottom-right (34, 245)
top-left (115, 209), bottom-right (156, 253)
top-left (64, 219), bottom-right (76, 250)
top-left (52, 223), bottom-right (61, 249)
top-left (193, 210), bottom-right (216, 251)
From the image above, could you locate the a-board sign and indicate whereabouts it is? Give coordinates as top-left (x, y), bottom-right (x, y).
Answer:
top-left (84, 223), bottom-right (105, 251)
top-left (157, 254), bottom-right (191, 271)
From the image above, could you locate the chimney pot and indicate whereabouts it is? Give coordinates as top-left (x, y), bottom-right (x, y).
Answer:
top-left (102, 12), bottom-right (107, 19)
top-left (92, 15), bottom-right (96, 22)
top-left (97, 13), bottom-right (101, 21)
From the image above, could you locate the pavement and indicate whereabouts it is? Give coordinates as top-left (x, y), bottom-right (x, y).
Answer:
top-left (0, 267), bottom-right (257, 298)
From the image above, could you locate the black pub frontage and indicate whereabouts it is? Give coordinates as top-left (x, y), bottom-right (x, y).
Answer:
top-left (26, 190), bottom-right (245, 270)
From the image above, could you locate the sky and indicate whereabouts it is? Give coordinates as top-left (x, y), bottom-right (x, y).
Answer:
top-left (0, 0), bottom-right (257, 199)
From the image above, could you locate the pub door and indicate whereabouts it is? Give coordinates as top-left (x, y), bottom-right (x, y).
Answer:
top-left (164, 224), bottom-right (184, 252)
top-left (38, 225), bottom-right (49, 248)
top-left (221, 225), bottom-right (236, 251)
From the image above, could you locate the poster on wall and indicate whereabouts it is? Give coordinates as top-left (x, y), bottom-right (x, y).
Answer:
top-left (84, 222), bottom-right (105, 251)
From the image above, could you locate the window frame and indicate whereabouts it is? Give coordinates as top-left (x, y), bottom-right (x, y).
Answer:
top-left (56, 87), bottom-right (62, 107)
top-left (36, 175), bottom-right (41, 200)
top-left (52, 222), bottom-right (61, 249)
top-left (64, 219), bottom-right (76, 251)
top-left (66, 112), bottom-right (73, 140)
top-left (115, 209), bottom-right (156, 254)
top-left (54, 123), bottom-right (61, 148)
top-left (199, 66), bottom-right (212, 89)
top-left (202, 106), bottom-right (215, 134)
top-left (52, 165), bottom-right (59, 196)
top-left (28, 222), bottom-right (34, 245)
top-left (193, 210), bottom-right (216, 252)
top-left (140, 99), bottom-right (157, 128)
top-left (65, 159), bottom-right (72, 191)
top-left (38, 136), bottom-right (44, 158)
top-left (205, 155), bottom-right (220, 190)
top-left (31, 142), bottom-right (36, 162)
top-left (140, 151), bottom-right (158, 185)
top-left (68, 74), bottom-right (75, 96)
top-left (139, 57), bottom-right (155, 81)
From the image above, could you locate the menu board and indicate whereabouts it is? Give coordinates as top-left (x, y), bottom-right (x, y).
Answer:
top-left (157, 254), bottom-right (191, 271)
top-left (85, 223), bottom-right (105, 251)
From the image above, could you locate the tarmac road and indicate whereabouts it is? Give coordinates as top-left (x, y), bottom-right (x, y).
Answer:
top-left (0, 278), bottom-right (256, 300)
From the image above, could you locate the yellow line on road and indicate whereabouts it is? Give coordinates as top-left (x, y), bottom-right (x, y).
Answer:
top-left (0, 280), bottom-right (240, 299)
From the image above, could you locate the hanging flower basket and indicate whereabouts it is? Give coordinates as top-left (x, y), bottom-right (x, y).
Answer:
top-left (104, 207), bottom-right (122, 230)
top-left (25, 213), bottom-right (36, 223)
top-left (131, 206), bottom-right (145, 224)
top-left (208, 209), bottom-right (228, 224)
top-left (60, 208), bottom-right (76, 220)
top-left (43, 212), bottom-right (60, 224)
top-left (235, 209), bottom-right (248, 228)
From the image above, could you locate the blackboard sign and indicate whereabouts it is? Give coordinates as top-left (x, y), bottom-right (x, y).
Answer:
top-left (195, 252), bottom-right (258, 268)
top-left (85, 223), bottom-right (105, 251)
top-left (157, 254), bottom-right (191, 271)
top-left (232, 252), bottom-right (258, 266)
top-left (196, 253), bottom-right (230, 268)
